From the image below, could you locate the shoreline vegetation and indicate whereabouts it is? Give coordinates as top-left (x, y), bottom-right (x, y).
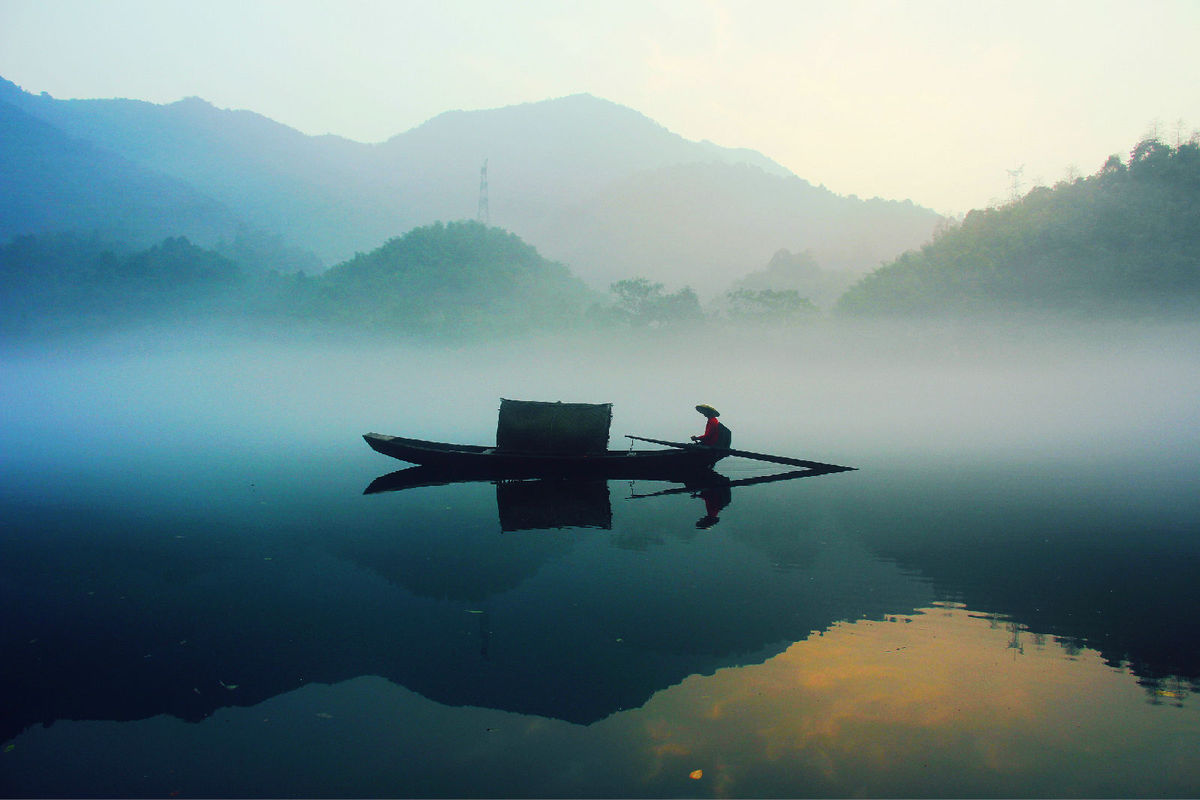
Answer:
top-left (3, 138), bottom-right (1197, 344)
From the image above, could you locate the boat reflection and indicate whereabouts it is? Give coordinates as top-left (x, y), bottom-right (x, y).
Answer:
top-left (364, 462), bottom-right (854, 531)
top-left (625, 466), bottom-right (853, 528)
top-left (495, 478), bottom-right (613, 531)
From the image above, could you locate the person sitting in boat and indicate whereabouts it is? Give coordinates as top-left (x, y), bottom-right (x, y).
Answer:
top-left (691, 404), bottom-right (732, 448)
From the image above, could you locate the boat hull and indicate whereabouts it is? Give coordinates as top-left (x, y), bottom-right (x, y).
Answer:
top-left (363, 433), bottom-right (725, 478)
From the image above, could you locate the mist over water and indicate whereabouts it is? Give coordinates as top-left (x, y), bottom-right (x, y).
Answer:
top-left (2, 318), bottom-right (1199, 797)
top-left (9, 317), bottom-right (1199, 471)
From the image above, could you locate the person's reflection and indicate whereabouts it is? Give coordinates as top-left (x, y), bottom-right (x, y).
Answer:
top-left (693, 478), bottom-right (732, 528)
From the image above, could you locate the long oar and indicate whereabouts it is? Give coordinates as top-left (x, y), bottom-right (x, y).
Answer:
top-left (627, 467), bottom-right (852, 499)
top-left (626, 435), bottom-right (855, 471)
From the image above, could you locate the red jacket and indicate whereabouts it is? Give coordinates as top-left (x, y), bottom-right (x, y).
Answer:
top-left (698, 416), bottom-right (721, 445)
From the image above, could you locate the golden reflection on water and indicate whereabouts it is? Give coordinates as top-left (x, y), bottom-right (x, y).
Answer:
top-left (8, 604), bottom-right (1199, 798)
top-left (623, 603), bottom-right (1200, 796)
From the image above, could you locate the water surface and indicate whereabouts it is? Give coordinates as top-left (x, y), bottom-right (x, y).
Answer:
top-left (2, 324), bottom-right (1198, 797)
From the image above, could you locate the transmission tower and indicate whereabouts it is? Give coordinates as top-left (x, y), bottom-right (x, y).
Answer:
top-left (1006, 165), bottom-right (1025, 203)
top-left (477, 159), bottom-right (489, 225)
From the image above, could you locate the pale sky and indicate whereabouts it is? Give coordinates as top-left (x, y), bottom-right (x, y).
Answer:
top-left (1, 0), bottom-right (1197, 215)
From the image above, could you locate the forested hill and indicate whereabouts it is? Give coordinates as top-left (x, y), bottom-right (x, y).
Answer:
top-left (0, 222), bottom-right (596, 338)
top-left (836, 139), bottom-right (1200, 317)
top-left (304, 220), bottom-right (596, 334)
top-left (0, 233), bottom-right (241, 335)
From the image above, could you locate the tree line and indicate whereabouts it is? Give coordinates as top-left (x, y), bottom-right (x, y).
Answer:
top-left (836, 137), bottom-right (1200, 317)
top-left (5, 137), bottom-right (1198, 339)
top-left (1, 220), bottom-right (821, 339)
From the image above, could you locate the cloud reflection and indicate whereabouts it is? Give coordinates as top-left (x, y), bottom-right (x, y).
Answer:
top-left (8, 604), bottom-right (1198, 798)
top-left (625, 604), bottom-right (1200, 797)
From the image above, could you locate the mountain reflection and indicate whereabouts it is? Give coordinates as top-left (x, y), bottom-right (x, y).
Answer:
top-left (1, 467), bottom-right (896, 742)
top-left (843, 466), bottom-right (1200, 698)
top-left (606, 604), bottom-right (1200, 798)
top-left (9, 605), bottom-right (1197, 799)
top-left (2, 456), bottom-right (1196, 756)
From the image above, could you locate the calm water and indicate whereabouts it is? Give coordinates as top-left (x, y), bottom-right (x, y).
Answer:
top-left (2, 324), bottom-right (1199, 798)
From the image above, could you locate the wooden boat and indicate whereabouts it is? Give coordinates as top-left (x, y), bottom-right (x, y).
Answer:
top-left (365, 399), bottom-right (725, 478)
top-left (363, 399), bottom-right (854, 481)
top-left (362, 432), bottom-right (725, 478)
top-left (362, 395), bottom-right (854, 479)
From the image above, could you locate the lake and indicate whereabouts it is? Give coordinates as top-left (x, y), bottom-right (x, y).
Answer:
top-left (2, 321), bottom-right (1199, 798)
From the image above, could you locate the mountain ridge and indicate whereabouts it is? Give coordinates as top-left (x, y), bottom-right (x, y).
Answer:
top-left (0, 77), bottom-right (941, 296)
top-left (0, 94), bottom-right (239, 246)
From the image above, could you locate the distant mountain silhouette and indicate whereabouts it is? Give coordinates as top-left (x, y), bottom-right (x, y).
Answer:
top-left (729, 248), bottom-right (859, 311)
top-left (531, 160), bottom-right (939, 297)
top-left (375, 92), bottom-right (792, 204)
top-left (0, 78), bottom-right (368, 260)
top-left (0, 96), bottom-right (238, 246)
top-left (0, 78), bottom-right (941, 295)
